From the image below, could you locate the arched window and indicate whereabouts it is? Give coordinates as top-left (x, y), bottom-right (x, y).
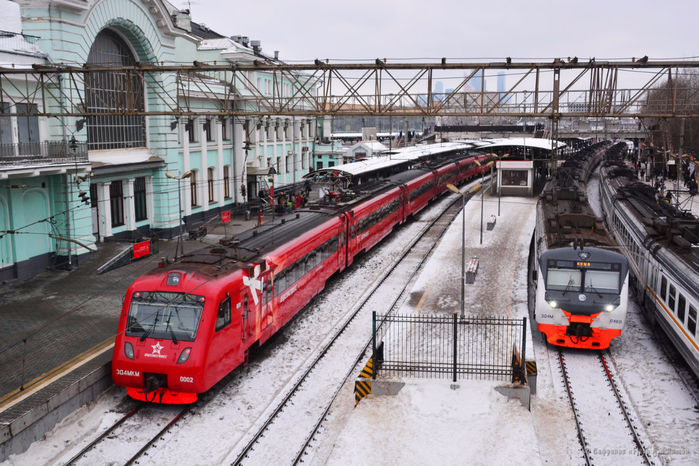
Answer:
top-left (223, 165), bottom-right (230, 198)
top-left (208, 167), bottom-right (215, 204)
top-left (86, 29), bottom-right (145, 150)
top-left (190, 170), bottom-right (198, 207)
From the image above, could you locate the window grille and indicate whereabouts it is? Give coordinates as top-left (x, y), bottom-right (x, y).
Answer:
top-left (85, 29), bottom-right (145, 151)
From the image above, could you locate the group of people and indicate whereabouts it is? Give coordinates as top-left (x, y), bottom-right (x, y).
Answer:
top-left (274, 191), bottom-right (307, 214)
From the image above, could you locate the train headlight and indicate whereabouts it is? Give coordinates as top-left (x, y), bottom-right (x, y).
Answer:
top-left (177, 347), bottom-right (192, 364)
top-left (124, 342), bottom-right (134, 360)
top-left (604, 304), bottom-right (617, 312)
top-left (548, 300), bottom-right (558, 309)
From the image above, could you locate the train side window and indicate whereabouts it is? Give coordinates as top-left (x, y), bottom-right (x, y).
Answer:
top-left (689, 306), bottom-right (697, 336)
top-left (275, 270), bottom-right (286, 296)
top-left (669, 284), bottom-right (676, 312)
top-left (216, 298), bottom-right (231, 332)
top-left (660, 276), bottom-right (667, 301)
top-left (678, 293), bottom-right (686, 324)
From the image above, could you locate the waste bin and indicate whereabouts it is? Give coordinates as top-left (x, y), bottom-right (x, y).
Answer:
top-left (245, 210), bottom-right (250, 221)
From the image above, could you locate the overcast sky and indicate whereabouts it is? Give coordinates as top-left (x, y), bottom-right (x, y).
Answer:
top-left (188, 0), bottom-right (698, 94)
top-left (190, 0), bottom-right (698, 63)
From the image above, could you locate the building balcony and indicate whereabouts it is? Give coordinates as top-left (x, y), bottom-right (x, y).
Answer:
top-left (0, 141), bottom-right (89, 168)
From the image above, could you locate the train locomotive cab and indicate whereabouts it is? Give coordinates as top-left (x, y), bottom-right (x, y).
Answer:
top-left (112, 268), bottom-right (242, 404)
top-left (535, 247), bottom-right (629, 349)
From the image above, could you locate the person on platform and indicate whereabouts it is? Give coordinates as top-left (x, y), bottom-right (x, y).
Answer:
top-left (690, 178), bottom-right (698, 196)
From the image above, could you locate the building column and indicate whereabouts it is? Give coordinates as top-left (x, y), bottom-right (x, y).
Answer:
top-left (126, 178), bottom-right (136, 231)
top-left (201, 120), bottom-right (209, 212)
top-left (100, 182), bottom-right (112, 242)
top-left (146, 176), bottom-right (154, 225)
top-left (216, 119), bottom-right (225, 204)
top-left (183, 125), bottom-right (192, 216)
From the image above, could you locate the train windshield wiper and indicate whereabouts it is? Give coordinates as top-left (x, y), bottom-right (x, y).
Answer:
top-left (140, 311), bottom-right (160, 342)
top-left (165, 312), bottom-right (178, 344)
top-left (587, 281), bottom-right (604, 298)
top-left (562, 277), bottom-right (575, 296)
top-left (140, 318), bottom-right (157, 341)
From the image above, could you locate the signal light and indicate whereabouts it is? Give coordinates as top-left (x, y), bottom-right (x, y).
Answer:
top-left (177, 347), bottom-right (192, 364)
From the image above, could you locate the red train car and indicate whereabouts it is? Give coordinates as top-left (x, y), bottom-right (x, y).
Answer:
top-left (112, 152), bottom-right (490, 403)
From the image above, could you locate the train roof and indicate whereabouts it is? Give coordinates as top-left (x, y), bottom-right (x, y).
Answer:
top-left (538, 142), bottom-right (619, 250)
top-left (600, 158), bottom-right (699, 266)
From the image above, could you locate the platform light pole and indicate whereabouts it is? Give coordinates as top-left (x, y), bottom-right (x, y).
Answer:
top-left (166, 171), bottom-right (192, 257)
top-left (446, 183), bottom-right (465, 319)
top-left (493, 153), bottom-right (510, 216)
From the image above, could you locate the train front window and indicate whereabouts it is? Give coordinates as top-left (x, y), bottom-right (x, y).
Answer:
top-left (584, 270), bottom-right (620, 294)
top-left (126, 292), bottom-right (205, 342)
top-left (546, 268), bottom-right (582, 292)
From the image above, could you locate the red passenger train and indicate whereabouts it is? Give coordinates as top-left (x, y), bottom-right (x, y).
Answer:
top-left (112, 154), bottom-right (491, 403)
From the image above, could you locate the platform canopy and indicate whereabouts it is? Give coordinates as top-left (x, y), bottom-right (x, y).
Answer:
top-left (479, 137), bottom-right (567, 151)
top-left (306, 142), bottom-right (477, 179)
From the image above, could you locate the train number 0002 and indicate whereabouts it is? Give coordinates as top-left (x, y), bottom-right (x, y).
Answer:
top-left (180, 376), bottom-right (194, 383)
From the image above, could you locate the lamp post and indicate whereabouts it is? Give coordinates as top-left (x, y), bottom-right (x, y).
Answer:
top-left (166, 171), bottom-right (192, 257)
top-left (494, 153), bottom-right (510, 216)
top-left (446, 183), bottom-right (465, 319)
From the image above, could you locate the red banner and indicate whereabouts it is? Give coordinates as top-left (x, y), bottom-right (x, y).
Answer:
top-left (132, 240), bottom-right (150, 259)
top-left (222, 211), bottom-right (231, 223)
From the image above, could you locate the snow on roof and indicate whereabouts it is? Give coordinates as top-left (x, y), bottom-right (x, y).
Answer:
top-left (310, 142), bottom-right (475, 178)
top-left (198, 38), bottom-right (237, 51)
top-left (479, 137), bottom-right (566, 151)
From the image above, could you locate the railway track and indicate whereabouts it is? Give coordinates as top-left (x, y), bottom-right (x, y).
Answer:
top-left (226, 182), bottom-right (484, 465)
top-left (61, 402), bottom-right (187, 466)
top-left (557, 349), bottom-right (655, 466)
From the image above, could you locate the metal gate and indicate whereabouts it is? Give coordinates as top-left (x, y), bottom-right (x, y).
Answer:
top-left (372, 312), bottom-right (526, 382)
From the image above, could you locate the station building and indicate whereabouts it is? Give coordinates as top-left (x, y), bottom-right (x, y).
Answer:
top-left (0, 0), bottom-right (317, 283)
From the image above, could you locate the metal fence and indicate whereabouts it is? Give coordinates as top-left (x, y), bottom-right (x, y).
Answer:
top-left (372, 312), bottom-right (526, 382)
top-left (0, 141), bottom-right (89, 166)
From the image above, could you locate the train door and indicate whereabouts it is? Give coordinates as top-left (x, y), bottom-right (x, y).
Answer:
top-left (338, 226), bottom-right (346, 270)
top-left (259, 270), bottom-right (275, 330)
top-left (240, 292), bottom-right (252, 342)
top-left (399, 185), bottom-right (408, 222)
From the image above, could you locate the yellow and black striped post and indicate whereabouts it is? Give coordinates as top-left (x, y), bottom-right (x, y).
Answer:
top-left (354, 358), bottom-right (374, 405)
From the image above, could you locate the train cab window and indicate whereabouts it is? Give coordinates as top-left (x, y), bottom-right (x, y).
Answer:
top-left (584, 270), bottom-right (620, 294)
top-left (669, 285), bottom-right (677, 312)
top-left (688, 306), bottom-right (697, 336)
top-left (126, 292), bottom-right (204, 342)
top-left (216, 298), bottom-right (231, 331)
top-left (660, 276), bottom-right (668, 301)
top-left (678, 294), bottom-right (686, 324)
top-left (546, 268), bottom-right (582, 292)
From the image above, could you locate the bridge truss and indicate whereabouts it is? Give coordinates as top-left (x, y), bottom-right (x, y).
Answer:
top-left (1, 59), bottom-right (698, 120)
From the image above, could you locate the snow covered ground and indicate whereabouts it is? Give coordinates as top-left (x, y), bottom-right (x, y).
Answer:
top-left (4, 173), bottom-right (699, 466)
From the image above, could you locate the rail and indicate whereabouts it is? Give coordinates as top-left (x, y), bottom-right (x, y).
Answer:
top-left (0, 141), bottom-right (89, 166)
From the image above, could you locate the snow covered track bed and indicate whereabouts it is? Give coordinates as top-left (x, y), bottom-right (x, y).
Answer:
top-left (226, 186), bottom-right (477, 466)
top-left (557, 349), bottom-right (654, 466)
top-left (64, 402), bottom-right (186, 466)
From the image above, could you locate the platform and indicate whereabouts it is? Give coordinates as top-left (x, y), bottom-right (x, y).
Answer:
top-left (0, 213), bottom-right (267, 461)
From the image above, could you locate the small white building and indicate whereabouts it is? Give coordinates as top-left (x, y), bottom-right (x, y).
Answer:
top-left (344, 141), bottom-right (387, 160)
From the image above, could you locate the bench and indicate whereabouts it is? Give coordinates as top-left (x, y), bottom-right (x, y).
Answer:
top-left (465, 256), bottom-right (479, 284)
top-left (487, 215), bottom-right (497, 231)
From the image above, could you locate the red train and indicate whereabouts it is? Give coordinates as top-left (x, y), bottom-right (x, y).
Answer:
top-left (112, 154), bottom-right (491, 403)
